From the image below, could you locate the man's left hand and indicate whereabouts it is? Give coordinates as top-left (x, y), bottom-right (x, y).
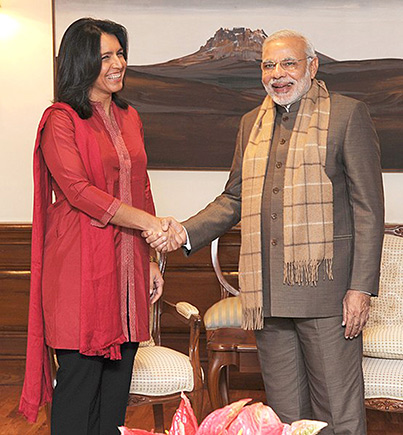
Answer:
top-left (342, 289), bottom-right (371, 339)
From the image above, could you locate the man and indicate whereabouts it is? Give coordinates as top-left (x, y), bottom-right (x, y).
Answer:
top-left (145, 30), bottom-right (384, 434)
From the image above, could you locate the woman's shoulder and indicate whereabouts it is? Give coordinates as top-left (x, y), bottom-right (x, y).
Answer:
top-left (43, 102), bottom-right (80, 123)
top-left (40, 105), bottom-right (77, 142)
top-left (39, 103), bottom-right (77, 132)
top-left (126, 103), bottom-right (140, 118)
top-left (115, 102), bottom-right (142, 126)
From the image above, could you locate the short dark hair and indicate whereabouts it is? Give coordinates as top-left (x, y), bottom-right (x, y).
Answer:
top-left (55, 17), bottom-right (129, 119)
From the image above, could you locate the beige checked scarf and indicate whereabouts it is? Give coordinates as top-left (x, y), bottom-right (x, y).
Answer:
top-left (240, 79), bottom-right (333, 330)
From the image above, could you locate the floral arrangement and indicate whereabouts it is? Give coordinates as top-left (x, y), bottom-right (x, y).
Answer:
top-left (119, 394), bottom-right (327, 435)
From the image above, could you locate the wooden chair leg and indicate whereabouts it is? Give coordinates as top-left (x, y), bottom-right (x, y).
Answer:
top-left (152, 403), bottom-right (164, 433)
top-left (208, 354), bottom-right (230, 410)
top-left (190, 388), bottom-right (204, 422)
top-left (219, 365), bottom-right (230, 406)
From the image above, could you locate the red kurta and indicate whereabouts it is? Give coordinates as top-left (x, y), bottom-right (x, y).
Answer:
top-left (40, 102), bottom-right (155, 348)
top-left (20, 101), bottom-right (156, 422)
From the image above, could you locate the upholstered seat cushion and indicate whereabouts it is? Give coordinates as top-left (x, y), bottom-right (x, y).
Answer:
top-left (363, 356), bottom-right (403, 400)
top-left (204, 296), bottom-right (242, 330)
top-left (363, 326), bottom-right (403, 359)
top-left (130, 346), bottom-right (194, 396)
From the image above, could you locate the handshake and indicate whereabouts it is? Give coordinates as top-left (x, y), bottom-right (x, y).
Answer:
top-left (142, 216), bottom-right (187, 253)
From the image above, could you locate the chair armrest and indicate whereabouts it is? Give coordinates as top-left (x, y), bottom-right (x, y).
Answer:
top-left (163, 300), bottom-right (201, 326)
top-left (176, 301), bottom-right (200, 319)
top-left (163, 299), bottom-right (203, 387)
top-left (211, 238), bottom-right (239, 297)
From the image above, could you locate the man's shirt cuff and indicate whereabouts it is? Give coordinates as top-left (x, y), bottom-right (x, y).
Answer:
top-left (183, 226), bottom-right (191, 250)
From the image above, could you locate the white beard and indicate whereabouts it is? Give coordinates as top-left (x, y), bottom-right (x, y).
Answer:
top-left (262, 67), bottom-right (312, 106)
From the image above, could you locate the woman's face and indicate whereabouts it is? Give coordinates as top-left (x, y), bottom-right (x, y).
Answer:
top-left (89, 33), bottom-right (127, 103)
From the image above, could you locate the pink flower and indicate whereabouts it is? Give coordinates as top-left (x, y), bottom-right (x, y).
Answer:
top-left (286, 419), bottom-right (328, 435)
top-left (226, 402), bottom-right (283, 435)
top-left (168, 393), bottom-right (199, 435)
top-left (119, 395), bottom-right (327, 435)
top-left (196, 398), bottom-right (252, 435)
top-left (118, 427), bottom-right (164, 435)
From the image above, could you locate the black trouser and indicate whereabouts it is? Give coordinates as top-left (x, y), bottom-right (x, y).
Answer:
top-left (51, 342), bottom-right (138, 435)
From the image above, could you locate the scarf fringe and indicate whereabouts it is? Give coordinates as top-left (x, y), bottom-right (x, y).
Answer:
top-left (241, 306), bottom-right (264, 330)
top-left (284, 258), bottom-right (333, 286)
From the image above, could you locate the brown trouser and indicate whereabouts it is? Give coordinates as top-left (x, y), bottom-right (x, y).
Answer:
top-left (254, 316), bottom-right (366, 435)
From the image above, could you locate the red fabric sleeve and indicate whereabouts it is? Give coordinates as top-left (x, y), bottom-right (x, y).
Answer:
top-left (41, 110), bottom-right (121, 225)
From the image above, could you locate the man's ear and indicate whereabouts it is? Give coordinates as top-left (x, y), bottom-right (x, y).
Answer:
top-left (310, 56), bottom-right (319, 79)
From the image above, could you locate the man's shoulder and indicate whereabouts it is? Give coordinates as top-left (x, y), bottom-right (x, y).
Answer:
top-left (241, 105), bottom-right (261, 125)
top-left (329, 92), bottom-right (367, 112)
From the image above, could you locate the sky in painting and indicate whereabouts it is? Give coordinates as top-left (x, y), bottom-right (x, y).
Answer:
top-left (55, 0), bottom-right (403, 65)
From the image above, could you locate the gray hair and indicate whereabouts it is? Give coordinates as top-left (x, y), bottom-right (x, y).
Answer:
top-left (263, 29), bottom-right (316, 58)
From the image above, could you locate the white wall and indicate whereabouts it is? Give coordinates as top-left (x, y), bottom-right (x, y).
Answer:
top-left (0, 0), bottom-right (402, 224)
top-left (0, 0), bottom-right (53, 222)
top-left (150, 171), bottom-right (403, 224)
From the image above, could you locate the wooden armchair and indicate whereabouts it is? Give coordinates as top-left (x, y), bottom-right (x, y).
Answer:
top-left (127, 291), bottom-right (204, 432)
top-left (204, 235), bottom-right (260, 410)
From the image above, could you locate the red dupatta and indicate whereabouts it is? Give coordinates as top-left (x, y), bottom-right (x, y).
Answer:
top-left (19, 102), bottom-right (126, 422)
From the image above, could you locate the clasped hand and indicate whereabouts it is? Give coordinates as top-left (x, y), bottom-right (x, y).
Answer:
top-left (143, 217), bottom-right (187, 252)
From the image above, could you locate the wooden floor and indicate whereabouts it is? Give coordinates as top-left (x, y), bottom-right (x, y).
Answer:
top-left (1, 360), bottom-right (403, 434)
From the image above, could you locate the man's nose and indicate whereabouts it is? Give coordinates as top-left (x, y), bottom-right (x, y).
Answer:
top-left (272, 63), bottom-right (286, 79)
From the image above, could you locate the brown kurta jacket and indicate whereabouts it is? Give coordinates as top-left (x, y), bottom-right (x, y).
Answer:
top-left (183, 92), bottom-right (384, 318)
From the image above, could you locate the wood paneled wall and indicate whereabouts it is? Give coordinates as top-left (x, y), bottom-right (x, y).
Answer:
top-left (0, 224), bottom-right (32, 359)
top-left (0, 223), bottom-right (241, 362)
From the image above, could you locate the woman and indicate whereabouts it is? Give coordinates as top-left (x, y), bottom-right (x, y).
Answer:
top-left (19, 17), bottom-right (176, 434)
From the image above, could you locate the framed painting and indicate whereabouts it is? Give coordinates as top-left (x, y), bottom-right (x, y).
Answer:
top-left (54, 0), bottom-right (403, 171)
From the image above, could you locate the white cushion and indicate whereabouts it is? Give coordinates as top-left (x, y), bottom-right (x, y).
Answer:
top-left (204, 297), bottom-right (242, 330)
top-left (363, 234), bottom-right (403, 358)
top-left (366, 234), bottom-right (403, 327)
top-left (176, 301), bottom-right (199, 319)
top-left (363, 325), bottom-right (403, 359)
top-left (130, 346), bottom-right (194, 396)
top-left (363, 356), bottom-right (403, 401)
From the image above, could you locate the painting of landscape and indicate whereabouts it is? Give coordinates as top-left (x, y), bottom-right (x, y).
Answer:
top-left (121, 26), bottom-right (403, 170)
top-left (54, 0), bottom-right (403, 171)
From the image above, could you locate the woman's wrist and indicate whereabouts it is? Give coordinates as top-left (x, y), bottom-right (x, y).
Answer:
top-left (149, 254), bottom-right (158, 263)
top-left (146, 215), bottom-right (162, 234)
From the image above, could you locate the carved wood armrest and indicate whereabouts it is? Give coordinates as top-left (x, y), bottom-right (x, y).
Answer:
top-left (163, 300), bottom-right (201, 326)
top-left (162, 300), bottom-right (202, 386)
top-left (211, 238), bottom-right (239, 298)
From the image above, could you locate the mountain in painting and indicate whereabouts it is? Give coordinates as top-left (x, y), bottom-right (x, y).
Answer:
top-left (121, 27), bottom-right (403, 170)
top-left (166, 27), bottom-right (268, 64)
top-left (129, 28), bottom-right (334, 94)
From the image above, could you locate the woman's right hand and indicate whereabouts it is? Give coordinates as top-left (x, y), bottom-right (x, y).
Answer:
top-left (110, 204), bottom-right (185, 251)
top-left (144, 216), bottom-right (169, 248)
top-left (142, 217), bottom-right (187, 252)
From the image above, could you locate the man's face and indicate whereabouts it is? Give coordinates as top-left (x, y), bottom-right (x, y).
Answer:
top-left (261, 36), bottom-right (318, 106)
